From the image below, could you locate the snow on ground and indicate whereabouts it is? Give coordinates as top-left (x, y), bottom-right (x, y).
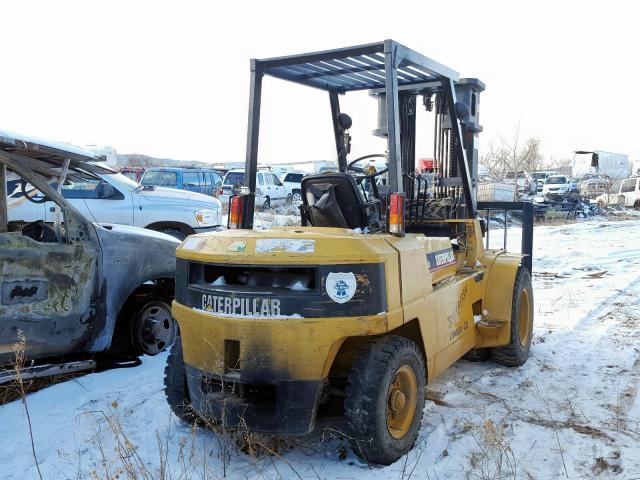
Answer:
top-left (2, 218), bottom-right (640, 479)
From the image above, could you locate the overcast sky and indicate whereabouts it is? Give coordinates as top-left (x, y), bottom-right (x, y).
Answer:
top-left (2, 0), bottom-right (638, 165)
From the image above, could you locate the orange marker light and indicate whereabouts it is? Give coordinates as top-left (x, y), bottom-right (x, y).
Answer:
top-left (228, 195), bottom-right (245, 229)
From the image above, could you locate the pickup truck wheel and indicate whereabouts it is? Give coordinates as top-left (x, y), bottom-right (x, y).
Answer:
top-left (262, 197), bottom-right (271, 209)
top-left (132, 300), bottom-right (177, 356)
top-left (492, 268), bottom-right (534, 367)
top-left (634, 200), bottom-right (640, 211)
top-left (292, 191), bottom-right (302, 203)
top-left (164, 341), bottom-right (198, 424)
top-left (160, 228), bottom-right (188, 240)
top-left (344, 336), bottom-right (426, 465)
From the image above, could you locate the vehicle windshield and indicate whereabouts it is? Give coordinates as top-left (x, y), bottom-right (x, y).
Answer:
top-left (141, 171), bottom-right (177, 187)
top-left (224, 172), bottom-right (245, 185)
top-left (284, 173), bottom-right (304, 183)
top-left (103, 172), bottom-right (142, 191)
top-left (546, 176), bottom-right (567, 184)
top-left (531, 173), bottom-right (546, 180)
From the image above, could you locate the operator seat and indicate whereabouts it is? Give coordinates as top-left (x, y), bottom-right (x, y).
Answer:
top-left (299, 173), bottom-right (382, 232)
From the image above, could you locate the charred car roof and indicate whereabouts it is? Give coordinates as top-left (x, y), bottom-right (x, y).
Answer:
top-left (0, 129), bottom-right (116, 178)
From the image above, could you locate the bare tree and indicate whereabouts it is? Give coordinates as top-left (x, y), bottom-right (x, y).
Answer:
top-left (480, 122), bottom-right (543, 181)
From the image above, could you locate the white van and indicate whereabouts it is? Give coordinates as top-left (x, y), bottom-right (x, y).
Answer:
top-left (595, 177), bottom-right (640, 209)
top-left (220, 169), bottom-right (287, 208)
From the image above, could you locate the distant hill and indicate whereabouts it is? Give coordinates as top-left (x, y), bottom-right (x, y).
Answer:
top-left (117, 153), bottom-right (211, 168)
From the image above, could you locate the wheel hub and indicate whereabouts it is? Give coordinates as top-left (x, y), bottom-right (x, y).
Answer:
top-left (137, 304), bottom-right (176, 355)
top-left (386, 365), bottom-right (418, 439)
top-left (389, 389), bottom-right (406, 414)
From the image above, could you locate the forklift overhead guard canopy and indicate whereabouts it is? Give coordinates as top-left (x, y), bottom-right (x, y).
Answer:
top-left (243, 40), bottom-right (485, 227)
top-left (254, 40), bottom-right (460, 93)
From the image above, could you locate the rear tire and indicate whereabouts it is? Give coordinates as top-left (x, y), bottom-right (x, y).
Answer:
top-left (344, 336), bottom-right (426, 465)
top-left (164, 341), bottom-right (197, 424)
top-left (492, 267), bottom-right (534, 367)
top-left (634, 200), bottom-right (640, 211)
top-left (262, 197), bottom-right (271, 209)
top-left (463, 348), bottom-right (492, 362)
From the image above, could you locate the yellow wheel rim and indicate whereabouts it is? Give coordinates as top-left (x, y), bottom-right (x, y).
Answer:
top-left (386, 365), bottom-right (418, 439)
top-left (517, 289), bottom-right (532, 347)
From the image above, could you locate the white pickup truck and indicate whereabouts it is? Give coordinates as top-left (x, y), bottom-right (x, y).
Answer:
top-left (6, 140), bottom-right (223, 239)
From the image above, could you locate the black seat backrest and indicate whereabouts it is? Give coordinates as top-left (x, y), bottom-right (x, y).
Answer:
top-left (300, 173), bottom-right (377, 230)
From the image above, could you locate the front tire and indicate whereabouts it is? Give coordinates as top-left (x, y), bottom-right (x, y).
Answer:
top-left (344, 336), bottom-right (426, 465)
top-left (492, 267), bottom-right (534, 367)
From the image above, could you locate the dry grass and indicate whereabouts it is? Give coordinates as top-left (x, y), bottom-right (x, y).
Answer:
top-left (466, 415), bottom-right (517, 480)
top-left (8, 331), bottom-right (44, 480)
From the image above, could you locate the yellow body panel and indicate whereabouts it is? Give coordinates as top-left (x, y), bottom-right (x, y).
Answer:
top-left (174, 221), bottom-right (522, 386)
top-left (175, 302), bottom-right (388, 380)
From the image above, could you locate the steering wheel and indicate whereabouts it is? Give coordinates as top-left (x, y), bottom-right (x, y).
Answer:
top-left (20, 179), bottom-right (48, 204)
top-left (347, 154), bottom-right (389, 180)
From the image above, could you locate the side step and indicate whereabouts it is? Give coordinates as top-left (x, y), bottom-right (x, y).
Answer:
top-left (0, 360), bottom-right (97, 385)
top-left (475, 318), bottom-right (507, 337)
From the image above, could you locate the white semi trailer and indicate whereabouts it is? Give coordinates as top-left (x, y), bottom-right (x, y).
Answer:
top-left (572, 150), bottom-right (630, 179)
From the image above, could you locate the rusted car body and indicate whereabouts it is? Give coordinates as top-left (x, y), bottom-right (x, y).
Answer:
top-left (0, 131), bottom-right (179, 372)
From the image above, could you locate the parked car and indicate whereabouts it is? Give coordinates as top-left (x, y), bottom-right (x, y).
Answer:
top-left (568, 177), bottom-right (581, 194)
top-left (542, 175), bottom-right (570, 200)
top-left (0, 131), bottom-right (180, 380)
top-left (579, 174), bottom-right (611, 199)
top-left (280, 171), bottom-right (305, 203)
top-left (530, 171), bottom-right (559, 192)
top-left (595, 176), bottom-right (640, 209)
top-left (504, 170), bottom-right (534, 195)
top-left (141, 167), bottom-right (224, 197)
top-left (9, 161), bottom-right (223, 240)
top-left (220, 168), bottom-right (287, 208)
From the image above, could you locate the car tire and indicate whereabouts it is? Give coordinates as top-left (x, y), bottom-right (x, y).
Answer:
top-left (492, 268), bottom-right (534, 367)
top-left (164, 341), bottom-right (198, 424)
top-left (262, 197), bottom-right (271, 209)
top-left (344, 336), bottom-right (426, 465)
top-left (634, 200), bottom-right (640, 211)
top-left (292, 191), bottom-right (302, 203)
top-left (160, 228), bottom-right (188, 240)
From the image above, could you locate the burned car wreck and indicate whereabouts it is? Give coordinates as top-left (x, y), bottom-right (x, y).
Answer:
top-left (0, 131), bottom-right (179, 383)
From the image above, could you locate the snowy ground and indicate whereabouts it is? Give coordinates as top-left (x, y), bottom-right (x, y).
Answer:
top-left (2, 218), bottom-right (640, 479)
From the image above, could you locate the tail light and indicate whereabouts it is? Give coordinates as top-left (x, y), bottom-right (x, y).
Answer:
top-left (228, 195), bottom-right (245, 229)
top-left (388, 193), bottom-right (405, 236)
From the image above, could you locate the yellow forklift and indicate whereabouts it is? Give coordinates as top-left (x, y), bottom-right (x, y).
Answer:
top-left (165, 40), bottom-right (534, 465)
